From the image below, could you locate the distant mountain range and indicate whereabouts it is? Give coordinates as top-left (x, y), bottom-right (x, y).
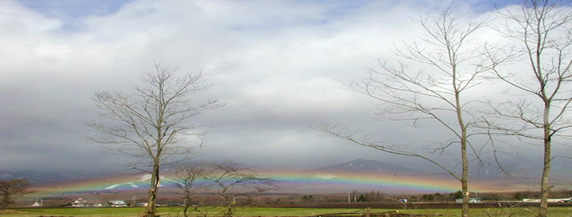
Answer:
top-left (309, 159), bottom-right (514, 180)
top-left (2, 159), bottom-right (570, 194)
top-left (314, 159), bottom-right (420, 173)
top-left (0, 170), bottom-right (114, 184)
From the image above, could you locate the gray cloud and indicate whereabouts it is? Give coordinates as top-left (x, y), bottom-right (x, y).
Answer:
top-left (0, 0), bottom-right (569, 182)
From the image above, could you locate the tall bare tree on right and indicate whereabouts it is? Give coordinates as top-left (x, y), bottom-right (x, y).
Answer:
top-left (316, 5), bottom-right (496, 217)
top-left (489, 1), bottom-right (571, 216)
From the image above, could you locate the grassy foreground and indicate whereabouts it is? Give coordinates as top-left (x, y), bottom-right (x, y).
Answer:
top-left (1, 207), bottom-right (571, 217)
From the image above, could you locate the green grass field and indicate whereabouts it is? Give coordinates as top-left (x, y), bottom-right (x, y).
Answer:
top-left (1, 207), bottom-right (571, 217)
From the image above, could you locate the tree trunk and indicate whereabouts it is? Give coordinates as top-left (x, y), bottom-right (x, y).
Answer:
top-left (539, 155), bottom-right (550, 217)
top-left (455, 72), bottom-right (470, 217)
top-left (539, 106), bottom-right (552, 217)
top-left (461, 135), bottom-right (469, 217)
top-left (183, 197), bottom-right (190, 217)
top-left (145, 160), bottom-right (161, 217)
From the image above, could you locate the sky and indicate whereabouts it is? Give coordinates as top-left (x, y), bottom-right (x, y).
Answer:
top-left (0, 0), bottom-right (570, 183)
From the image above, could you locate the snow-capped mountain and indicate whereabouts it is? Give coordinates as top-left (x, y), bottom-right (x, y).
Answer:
top-left (104, 174), bottom-right (181, 190)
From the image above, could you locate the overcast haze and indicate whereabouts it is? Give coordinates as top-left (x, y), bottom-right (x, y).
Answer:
top-left (1, 0), bottom-right (570, 181)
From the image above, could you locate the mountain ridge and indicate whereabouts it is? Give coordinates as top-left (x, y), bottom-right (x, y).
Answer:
top-left (310, 159), bottom-right (422, 174)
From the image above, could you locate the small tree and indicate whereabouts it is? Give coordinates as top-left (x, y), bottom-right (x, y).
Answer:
top-left (89, 64), bottom-right (220, 217)
top-left (0, 179), bottom-right (32, 209)
top-left (175, 164), bottom-right (210, 217)
top-left (204, 161), bottom-right (276, 217)
top-left (514, 192), bottom-right (524, 201)
top-left (454, 190), bottom-right (464, 199)
top-left (176, 161), bottom-right (276, 217)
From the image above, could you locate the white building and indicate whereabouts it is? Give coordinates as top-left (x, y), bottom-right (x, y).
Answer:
top-left (109, 200), bottom-right (128, 207)
top-left (455, 198), bottom-right (482, 203)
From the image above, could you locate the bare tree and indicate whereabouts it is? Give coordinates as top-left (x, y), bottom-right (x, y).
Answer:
top-left (316, 6), bottom-right (498, 217)
top-left (0, 179), bottom-right (32, 209)
top-left (175, 164), bottom-right (210, 217)
top-left (89, 64), bottom-right (220, 217)
top-left (487, 1), bottom-right (571, 216)
top-left (200, 161), bottom-right (276, 217)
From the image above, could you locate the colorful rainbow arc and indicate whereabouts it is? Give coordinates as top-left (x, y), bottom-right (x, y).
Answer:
top-left (32, 170), bottom-right (505, 196)
top-left (259, 170), bottom-right (500, 192)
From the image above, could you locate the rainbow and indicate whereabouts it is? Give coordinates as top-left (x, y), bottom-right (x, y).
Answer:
top-left (258, 169), bottom-right (501, 193)
top-left (32, 169), bottom-right (507, 197)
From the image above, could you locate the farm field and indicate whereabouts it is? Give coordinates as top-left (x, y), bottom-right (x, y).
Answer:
top-left (1, 207), bottom-right (571, 217)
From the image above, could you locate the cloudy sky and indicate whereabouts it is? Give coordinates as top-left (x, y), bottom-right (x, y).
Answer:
top-left (1, 0), bottom-right (570, 179)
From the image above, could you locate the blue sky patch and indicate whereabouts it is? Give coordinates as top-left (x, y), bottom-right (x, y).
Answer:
top-left (16, 0), bottom-right (135, 31)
